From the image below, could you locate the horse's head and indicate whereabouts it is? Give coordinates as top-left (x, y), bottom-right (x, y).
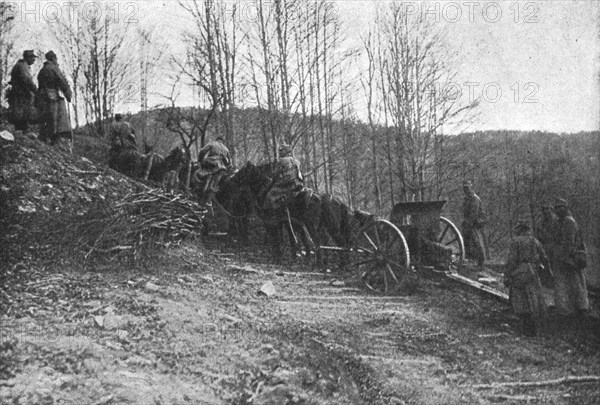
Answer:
top-left (164, 145), bottom-right (188, 170)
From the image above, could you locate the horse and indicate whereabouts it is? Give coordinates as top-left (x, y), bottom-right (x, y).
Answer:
top-left (230, 161), bottom-right (322, 261)
top-left (232, 162), bottom-right (375, 266)
top-left (108, 146), bottom-right (145, 178)
top-left (142, 145), bottom-right (187, 187)
top-left (109, 144), bottom-right (188, 192)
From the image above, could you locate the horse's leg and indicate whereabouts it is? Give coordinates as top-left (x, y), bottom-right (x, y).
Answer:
top-left (142, 154), bottom-right (154, 180)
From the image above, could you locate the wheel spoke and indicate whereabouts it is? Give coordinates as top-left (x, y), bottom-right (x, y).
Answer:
top-left (362, 231), bottom-right (379, 251)
top-left (347, 256), bottom-right (378, 268)
top-left (373, 224), bottom-right (381, 246)
top-left (380, 255), bottom-right (407, 271)
top-left (445, 236), bottom-right (459, 245)
top-left (439, 224), bottom-right (450, 241)
top-left (354, 246), bottom-right (375, 255)
top-left (386, 263), bottom-right (399, 284)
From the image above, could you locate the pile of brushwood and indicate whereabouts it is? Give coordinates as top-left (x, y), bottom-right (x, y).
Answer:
top-left (69, 189), bottom-right (206, 263)
top-left (0, 131), bottom-right (206, 314)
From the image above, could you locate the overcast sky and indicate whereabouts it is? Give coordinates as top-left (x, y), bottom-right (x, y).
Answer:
top-left (11, 0), bottom-right (600, 133)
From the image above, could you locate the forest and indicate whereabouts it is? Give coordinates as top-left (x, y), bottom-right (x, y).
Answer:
top-left (1, 1), bottom-right (598, 270)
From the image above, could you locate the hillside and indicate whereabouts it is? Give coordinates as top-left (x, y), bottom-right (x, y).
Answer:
top-left (1, 120), bottom-right (600, 404)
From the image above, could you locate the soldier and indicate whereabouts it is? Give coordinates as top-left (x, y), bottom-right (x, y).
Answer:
top-left (108, 114), bottom-right (137, 168)
top-left (504, 219), bottom-right (548, 336)
top-left (262, 143), bottom-right (304, 210)
top-left (7, 50), bottom-right (38, 134)
top-left (536, 203), bottom-right (557, 249)
top-left (37, 51), bottom-right (72, 145)
top-left (552, 198), bottom-right (589, 319)
top-left (535, 203), bottom-right (557, 288)
top-left (193, 136), bottom-right (232, 204)
top-left (462, 180), bottom-right (488, 268)
top-left (109, 114), bottom-right (136, 151)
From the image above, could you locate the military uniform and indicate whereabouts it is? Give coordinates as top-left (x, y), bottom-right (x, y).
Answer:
top-left (462, 181), bottom-right (488, 266)
top-left (193, 139), bottom-right (232, 203)
top-left (504, 222), bottom-right (548, 336)
top-left (109, 121), bottom-right (137, 150)
top-left (552, 200), bottom-right (589, 316)
top-left (37, 54), bottom-right (72, 144)
top-left (107, 117), bottom-right (137, 173)
top-left (262, 146), bottom-right (303, 210)
top-left (7, 55), bottom-right (38, 131)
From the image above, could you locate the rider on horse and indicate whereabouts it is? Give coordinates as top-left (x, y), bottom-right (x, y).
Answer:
top-left (193, 136), bottom-right (232, 204)
top-left (262, 143), bottom-right (304, 210)
top-left (108, 114), bottom-right (138, 175)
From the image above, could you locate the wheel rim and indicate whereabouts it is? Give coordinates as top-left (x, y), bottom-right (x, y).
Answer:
top-left (350, 219), bottom-right (410, 294)
top-left (438, 216), bottom-right (465, 268)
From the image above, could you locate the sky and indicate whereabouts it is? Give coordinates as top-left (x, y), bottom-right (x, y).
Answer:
top-left (9, 0), bottom-right (600, 134)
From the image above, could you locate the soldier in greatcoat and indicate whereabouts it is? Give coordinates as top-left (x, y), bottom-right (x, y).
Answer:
top-left (504, 219), bottom-right (548, 336)
top-left (193, 137), bottom-right (232, 204)
top-left (37, 51), bottom-right (72, 145)
top-left (535, 203), bottom-right (557, 287)
top-left (7, 50), bottom-right (38, 133)
top-left (552, 198), bottom-right (589, 319)
top-left (262, 144), bottom-right (304, 210)
top-left (462, 180), bottom-right (488, 268)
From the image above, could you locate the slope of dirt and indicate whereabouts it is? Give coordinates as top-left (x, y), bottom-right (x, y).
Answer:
top-left (1, 130), bottom-right (599, 404)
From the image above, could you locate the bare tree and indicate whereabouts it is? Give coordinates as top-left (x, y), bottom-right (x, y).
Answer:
top-left (0, 3), bottom-right (15, 105)
top-left (371, 4), bottom-right (478, 202)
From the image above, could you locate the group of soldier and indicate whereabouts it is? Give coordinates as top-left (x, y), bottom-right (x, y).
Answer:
top-left (6, 50), bottom-right (73, 145)
top-left (464, 183), bottom-right (590, 336)
top-left (108, 113), bottom-right (303, 212)
top-left (8, 50), bottom-right (590, 337)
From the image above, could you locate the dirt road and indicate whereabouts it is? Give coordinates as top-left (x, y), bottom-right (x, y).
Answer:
top-left (1, 240), bottom-right (599, 405)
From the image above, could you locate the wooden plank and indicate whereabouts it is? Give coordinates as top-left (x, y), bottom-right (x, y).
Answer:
top-left (445, 272), bottom-right (509, 302)
top-left (276, 295), bottom-right (411, 301)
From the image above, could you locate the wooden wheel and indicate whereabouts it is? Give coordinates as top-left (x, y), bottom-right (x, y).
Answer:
top-left (438, 216), bottom-right (465, 268)
top-left (350, 219), bottom-right (411, 294)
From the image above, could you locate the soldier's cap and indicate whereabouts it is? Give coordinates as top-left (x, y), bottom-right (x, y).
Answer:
top-left (554, 197), bottom-right (568, 208)
top-left (45, 50), bottom-right (57, 60)
top-left (215, 136), bottom-right (225, 142)
top-left (514, 219), bottom-right (530, 230)
top-left (23, 50), bottom-right (37, 58)
top-left (115, 113), bottom-right (123, 121)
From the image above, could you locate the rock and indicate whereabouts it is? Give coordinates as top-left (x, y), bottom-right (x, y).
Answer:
top-left (0, 130), bottom-right (14, 141)
top-left (258, 281), bottom-right (276, 298)
top-left (144, 282), bottom-right (160, 291)
top-left (198, 275), bottom-right (214, 284)
top-left (330, 280), bottom-right (345, 287)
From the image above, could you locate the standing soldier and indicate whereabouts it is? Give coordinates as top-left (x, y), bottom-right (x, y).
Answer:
top-left (552, 198), bottom-right (589, 320)
top-left (37, 51), bottom-right (72, 145)
top-left (7, 50), bottom-right (38, 134)
top-left (193, 136), bottom-right (232, 204)
top-left (504, 219), bottom-right (548, 336)
top-left (535, 203), bottom-right (557, 287)
top-left (262, 143), bottom-right (304, 210)
top-left (462, 180), bottom-right (488, 268)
